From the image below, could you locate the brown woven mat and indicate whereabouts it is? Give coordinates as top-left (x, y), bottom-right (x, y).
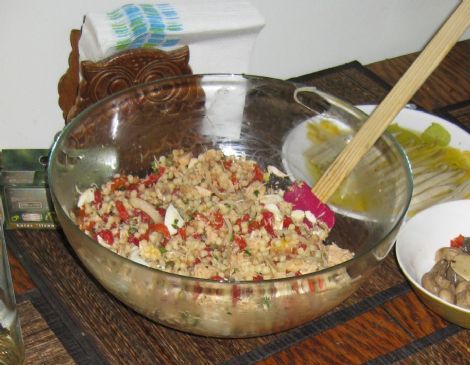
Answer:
top-left (8, 62), bottom-right (469, 365)
top-left (18, 296), bottom-right (75, 364)
top-left (435, 100), bottom-right (470, 132)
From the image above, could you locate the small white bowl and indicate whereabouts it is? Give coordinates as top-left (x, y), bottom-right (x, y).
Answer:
top-left (396, 199), bottom-right (470, 328)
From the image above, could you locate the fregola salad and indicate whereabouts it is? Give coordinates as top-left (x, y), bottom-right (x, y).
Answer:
top-left (75, 149), bottom-right (353, 281)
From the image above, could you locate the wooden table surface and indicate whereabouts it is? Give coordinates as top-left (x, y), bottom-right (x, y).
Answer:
top-left (6, 39), bottom-right (470, 365)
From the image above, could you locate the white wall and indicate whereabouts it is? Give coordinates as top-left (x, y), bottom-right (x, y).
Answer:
top-left (250, 0), bottom-right (470, 78)
top-left (1, 0), bottom-right (468, 149)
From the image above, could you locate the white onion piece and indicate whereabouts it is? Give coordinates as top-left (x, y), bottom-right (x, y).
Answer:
top-left (128, 246), bottom-right (149, 266)
top-left (164, 204), bottom-right (185, 235)
top-left (291, 210), bottom-right (305, 223)
top-left (305, 211), bottom-right (317, 225)
top-left (77, 188), bottom-right (95, 208)
top-left (188, 158), bottom-right (198, 169)
top-left (195, 186), bottom-right (212, 197)
top-left (129, 197), bottom-right (162, 223)
top-left (267, 165), bottom-right (288, 177)
top-left (260, 194), bottom-right (283, 205)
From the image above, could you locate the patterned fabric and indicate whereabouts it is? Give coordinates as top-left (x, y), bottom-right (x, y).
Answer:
top-left (107, 4), bottom-right (183, 51)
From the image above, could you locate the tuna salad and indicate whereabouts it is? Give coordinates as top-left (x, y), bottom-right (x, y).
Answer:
top-left (75, 149), bottom-right (353, 281)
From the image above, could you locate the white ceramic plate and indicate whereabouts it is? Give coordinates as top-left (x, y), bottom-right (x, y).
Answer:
top-left (396, 199), bottom-right (470, 327)
top-left (357, 104), bottom-right (470, 149)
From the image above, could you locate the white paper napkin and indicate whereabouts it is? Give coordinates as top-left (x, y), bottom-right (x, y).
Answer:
top-left (78, 1), bottom-right (265, 74)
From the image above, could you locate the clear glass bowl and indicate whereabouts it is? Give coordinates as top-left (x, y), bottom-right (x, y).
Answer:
top-left (48, 74), bottom-right (412, 337)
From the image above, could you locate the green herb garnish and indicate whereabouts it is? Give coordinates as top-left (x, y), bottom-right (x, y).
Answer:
top-left (262, 296), bottom-right (271, 309)
top-left (151, 160), bottom-right (159, 172)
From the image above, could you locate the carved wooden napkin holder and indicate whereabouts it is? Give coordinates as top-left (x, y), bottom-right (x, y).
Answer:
top-left (58, 30), bottom-right (194, 123)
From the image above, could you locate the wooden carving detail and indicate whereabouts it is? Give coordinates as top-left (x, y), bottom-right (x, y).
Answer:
top-left (79, 46), bottom-right (192, 107)
top-left (58, 29), bottom-right (194, 123)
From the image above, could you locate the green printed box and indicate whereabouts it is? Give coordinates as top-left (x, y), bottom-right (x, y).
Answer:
top-left (0, 149), bottom-right (58, 229)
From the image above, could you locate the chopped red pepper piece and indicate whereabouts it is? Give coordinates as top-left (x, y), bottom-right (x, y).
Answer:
top-left (230, 172), bottom-right (238, 185)
top-left (308, 279), bottom-right (315, 292)
top-left (157, 207), bottom-right (166, 217)
top-left (98, 230), bottom-right (114, 245)
top-left (128, 235), bottom-right (140, 246)
top-left (210, 275), bottom-right (224, 281)
top-left (144, 167), bottom-right (165, 187)
top-left (193, 283), bottom-right (203, 300)
top-left (93, 189), bottom-right (103, 209)
top-left (149, 223), bottom-right (171, 240)
top-left (78, 207), bottom-right (87, 221)
top-left (136, 210), bottom-right (151, 223)
top-left (223, 159), bottom-right (233, 170)
top-left (127, 183), bottom-right (140, 191)
top-left (101, 213), bottom-right (110, 223)
top-left (282, 216), bottom-right (293, 229)
top-left (303, 217), bottom-right (313, 229)
top-left (297, 243), bottom-right (307, 252)
top-left (193, 257), bottom-right (201, 265)
top-left (252, 164), bottom-right (264, 182)
top-left (115, 200), bottom-right (129, 221)
top-left (261, 210), bottom-right (275, 237)
top-left (210, 211), bottom-right (224, 229)
top-left (235, 214), bottom-right (250, 231)
top-left (178, 227), bottom-right (187, 240)
top-left (203, 245), bottom-right (212, 257)
top-left (143, 174), bottom-right (159, 187)
top-left (234, 235), bottom-right (247, 250)
top-left (248, 220), bottom-right (260, 233)
top-left (85, 220), bottom-right (96, 231)
top-left (232, 285), bottom-right (241, 305)
top-left (253, 274), bottom-right (264, 281)
top-left (110, 176), bottom-right (127, 191)
top-left (450, 234), bottom-right (465, 248)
